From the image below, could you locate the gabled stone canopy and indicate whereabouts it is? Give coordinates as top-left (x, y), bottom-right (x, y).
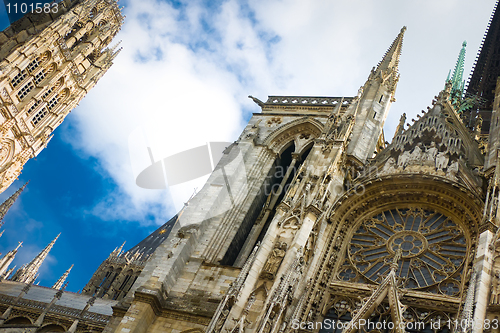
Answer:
top-left (362, 84), bottom-right (484, 194)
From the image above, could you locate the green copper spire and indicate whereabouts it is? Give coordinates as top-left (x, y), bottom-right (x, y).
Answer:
top-left (446, 41), bottom-right (467, 110)
top-left (451, 41), bottom-right (467, 91)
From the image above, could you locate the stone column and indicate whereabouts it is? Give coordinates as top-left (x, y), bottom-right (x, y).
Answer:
top-left (473, 226), bottom-right (495, 333)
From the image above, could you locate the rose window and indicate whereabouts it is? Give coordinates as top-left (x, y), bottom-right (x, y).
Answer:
top-left (348, 208), bottom-right (467, 289)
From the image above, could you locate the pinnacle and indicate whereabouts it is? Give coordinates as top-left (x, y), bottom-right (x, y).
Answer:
top-left (0, 181), bottom-right (29, 226)
top-left (446, 41), bottom-right (467, 109)
top-left (11, 234), bottom-right (59, 284)
top-left (52, 264), bottom-right (74, 290)
top-left (376, 26), bottom-right (406, 74)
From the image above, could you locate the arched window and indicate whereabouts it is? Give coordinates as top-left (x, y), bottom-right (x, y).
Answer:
top-left (4, 316), bottom-right (32, 325)
top-left (11, 53), bottom-right (51, 88)
top-left (220, 142), bottom-right (312, 266)
top-left (11, 70), bottom-right (27, 88)
top-left (38, 324), bottom-right (66, 332)
top-left (17, 80), bottom-right (34, 100)
top-left (32, 107), bottom-right (48, 126)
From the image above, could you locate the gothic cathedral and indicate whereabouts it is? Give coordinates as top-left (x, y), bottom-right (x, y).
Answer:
top-left (2, 0), bottom-right (500, 333)
top-left (0, 0), bottom-right (123, 193)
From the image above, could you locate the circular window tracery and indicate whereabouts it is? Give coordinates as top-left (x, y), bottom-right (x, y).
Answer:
top-left (348, 207), bottom-right (467, 289)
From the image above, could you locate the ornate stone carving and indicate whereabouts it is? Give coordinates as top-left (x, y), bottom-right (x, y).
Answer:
top-left (381, 156), bottom-right (396, 174)
top-left (243, 119), bottom-right (262, 140)
top-left (266, 117), bottom-right (282, 127)
top-left (491, 270), bottom-right (500, 305)
top-left (261, 242), bottom-right (287, 279)
top-left (0, 140), bottom-right (13, 165)
top-left (435, 151), bottom-right (449, 171)
top-left (397, 150), bottom-right (410, 168)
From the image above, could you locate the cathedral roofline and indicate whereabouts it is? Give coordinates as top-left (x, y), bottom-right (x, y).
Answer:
top-left (123, 215), bottom-right (178, 258)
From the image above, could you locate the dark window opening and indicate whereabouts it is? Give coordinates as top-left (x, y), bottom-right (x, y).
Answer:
top-left (253, 145), bottom-right (312, 248)
top-left (220, 143), bottom-right (311, 266)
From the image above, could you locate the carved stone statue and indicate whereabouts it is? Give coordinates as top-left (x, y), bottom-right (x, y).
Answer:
top-left (317, 182), bottom-right (326, 200)
top-left (381, 157), bottom-right (396, 175)
top-left (261, 242), bottom-right (287, 279)
top-left (286, 179), bottom-right (301, 200)
top-left (425, 142), bottom-right (438, 164)
top-left (435, 152), bottom-right (449, 171)
top-left (357, 86), bottom-right (364, 97)
top-left (475, 115), bottom-right (483, 135)
top-left (397, 150), bottom-right (411, 168)
top-left (408, 143), bottom-right (423, 165)
top-left (327, 114), bottom-right (342, 139)
top-left (492, 270), bottom-right (500, 305)
top-left (447, 160), bottom-right (459, 174)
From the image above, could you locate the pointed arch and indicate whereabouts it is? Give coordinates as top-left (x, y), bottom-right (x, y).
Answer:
top-left (0, 139), bottom-right (15, 167)
top-left (262, 117), bottom-right (323, 155)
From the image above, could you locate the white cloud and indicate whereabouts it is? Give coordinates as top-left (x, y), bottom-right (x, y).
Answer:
top-left (62, 0), bottom-right (497, 225)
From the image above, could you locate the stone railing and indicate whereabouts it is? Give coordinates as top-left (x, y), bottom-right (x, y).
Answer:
top-left (0, 293), bottom-right (110, 324)
top-left (265, 96), bottom-right (354, 107)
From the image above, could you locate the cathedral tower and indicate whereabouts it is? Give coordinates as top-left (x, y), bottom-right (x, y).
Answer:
top-left (0, 0), bottom-right (123, 193)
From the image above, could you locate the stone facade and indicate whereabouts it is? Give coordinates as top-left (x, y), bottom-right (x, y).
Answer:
top-left (3, 3), bottom-right (500, 333)
top-left (96, 25), bottom-right (500, 333)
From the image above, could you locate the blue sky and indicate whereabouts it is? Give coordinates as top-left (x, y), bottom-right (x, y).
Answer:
top-left (0, 0), bottom-right (497, 292)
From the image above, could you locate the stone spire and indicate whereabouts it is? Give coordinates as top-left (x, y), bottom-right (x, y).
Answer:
top-left (0, 182), bottom-right (28, 227)
top-left (2, 266), bottom-right (15, 279)
top-left (347, 27), bottom-right (405, 163)
top-left (392, 112), bottom-right (406, 142)
top-left (375, 26), bottom-right (406, 81)
top-left (52, 264), bottom-right (73, 290)
top-left (0, 242), bottom-right (21, 277)
top-left (11, 234), bottom-right (59, 284)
